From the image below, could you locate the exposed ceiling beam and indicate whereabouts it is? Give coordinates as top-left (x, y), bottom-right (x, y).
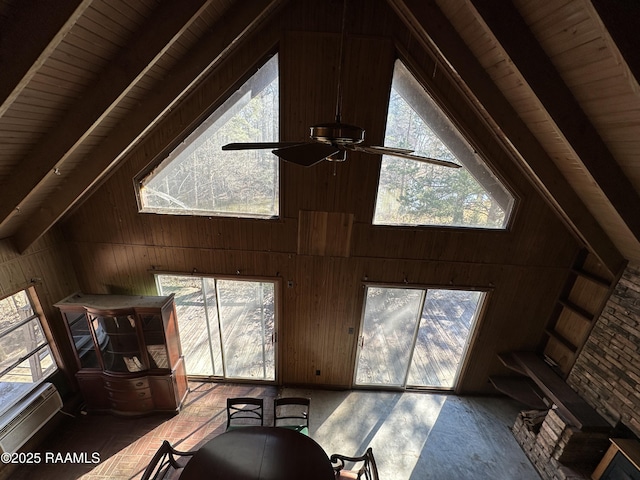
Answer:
top-left (387, 0), bottom-right (625, 276)
top-left (0, 0), bottom-right (93, 117)
top-left (469, 0), bottom-right (640, 243)
top-left (13, 0), bottom-right (287, 253)
top-left (0, 0), bottom-right (214, 231)
top-left (590, 0), bottom-right (640, 86)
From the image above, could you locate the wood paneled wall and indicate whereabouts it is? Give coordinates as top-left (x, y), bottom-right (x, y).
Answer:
top-left (59, 0), bottom-right (582, 392)
top-left (0, 229), bottom-right (79, 385)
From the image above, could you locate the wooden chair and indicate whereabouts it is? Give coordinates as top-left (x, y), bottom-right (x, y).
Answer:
top-left (226, 397), bottom-right (264, 430)
top-left (330, 447), bottom-right (379, 480)
top-left (273, 397), bottom-right (310, 435)
top-left (141, 440), bottom-right (195, 480)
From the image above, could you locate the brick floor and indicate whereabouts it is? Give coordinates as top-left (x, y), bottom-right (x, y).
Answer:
top-left (10, 382), bottom-right (277, 480)
top-left (6, 383), bottom-right (544, 480)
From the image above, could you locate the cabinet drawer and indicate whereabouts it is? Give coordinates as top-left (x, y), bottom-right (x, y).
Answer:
top-left (106, 387), bottom-right (152, 402)
top-left (104, 377), bottom-right (149, 390)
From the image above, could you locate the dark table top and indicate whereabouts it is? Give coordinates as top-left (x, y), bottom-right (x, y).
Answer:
top-left (179, 426), bottom-right (335, 480)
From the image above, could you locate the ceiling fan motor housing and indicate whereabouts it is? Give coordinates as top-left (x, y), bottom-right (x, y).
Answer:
top-left (310, 122), bottom-right (365, 146)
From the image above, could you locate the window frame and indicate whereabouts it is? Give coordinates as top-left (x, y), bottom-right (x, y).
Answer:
top-left (0, 286), bottom-right (59, 386)
top-left (134, 52), bottom-right (282, 221)
top-left (373, 58), bottom-right (518, 231)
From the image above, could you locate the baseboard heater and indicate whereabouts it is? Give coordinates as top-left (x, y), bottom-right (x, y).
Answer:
top-left (0, 382), bottom-right (62, 453)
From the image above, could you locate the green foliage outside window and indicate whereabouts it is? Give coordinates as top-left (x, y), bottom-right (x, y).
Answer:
top-left (374, 60), bottom-right (514, 229)
top-left (138, 55), bottom-right (280, 219)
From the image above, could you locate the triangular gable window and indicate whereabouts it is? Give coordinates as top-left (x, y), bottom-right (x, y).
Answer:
top-left (138, 55), bottom-right (279, 219)
top-left (374, 60), bottom-right (514, 229)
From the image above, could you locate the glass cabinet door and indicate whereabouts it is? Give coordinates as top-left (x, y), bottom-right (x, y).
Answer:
top-left (88, 310), bottom-right (146, 373)
top-left (63, 311), bottom-right (100, 369)
top-left (140, 313), bottom-right (169, 369)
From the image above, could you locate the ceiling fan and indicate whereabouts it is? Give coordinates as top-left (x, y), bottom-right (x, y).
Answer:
top-left (221, 2), bottom-right (461, 170)
top-left (222, 119), bottom-right (461, 168)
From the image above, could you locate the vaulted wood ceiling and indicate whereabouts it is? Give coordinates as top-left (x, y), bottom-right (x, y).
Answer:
top-left (1, 0), bottom-right (638, 274)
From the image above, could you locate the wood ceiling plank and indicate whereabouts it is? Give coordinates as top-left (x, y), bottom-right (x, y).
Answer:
top-left (387, 0), bottom-right (625, 276)
top-left (55, 37), bottom-right (115, 67)
top-left (0, 0), bottom-right (215, 231)
top-left (469, 0), bottom-right (640, 243)
top-left (13, 0), bottom-right (287, 253)
top-left (0, 0), bottom-right (93, 117)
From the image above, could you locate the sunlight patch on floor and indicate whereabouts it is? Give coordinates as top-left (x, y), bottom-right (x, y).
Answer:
top-left (283, 388), bottom-right (446, 479)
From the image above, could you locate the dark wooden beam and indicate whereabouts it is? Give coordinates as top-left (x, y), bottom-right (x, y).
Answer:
top-left (0, 0), bottom-right (93, 117)
top-left (387, 0), bottom-right (625, 276)
top-left (13, 0), bottom-right (287, 252)
top-left (469, 0), bottom-right (640, 243)
top-left (0, 0), bottom-right (214, 230)
top-left (590, 0), bottom-right (640, 86)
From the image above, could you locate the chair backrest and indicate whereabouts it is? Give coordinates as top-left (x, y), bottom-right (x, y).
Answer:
top-left (141, 440), bottom-right (195, 480)
top-left (273, 397), bottom-right (310, 428)
top-left (331, 447), bottom-right (379, 480)
top-left (226, 397), bottom-right (264, 430)
top-left (361, 448), bottom-right (379, 480)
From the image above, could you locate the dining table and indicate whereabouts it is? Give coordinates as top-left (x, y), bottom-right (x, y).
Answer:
top-left (178, 426), bottom-right (336, 480)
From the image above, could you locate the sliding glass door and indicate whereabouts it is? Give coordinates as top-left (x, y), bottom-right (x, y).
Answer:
top-left (355, 286), bottom-right (484, 389)
top-left (156, 275), bottom-right (276, 381)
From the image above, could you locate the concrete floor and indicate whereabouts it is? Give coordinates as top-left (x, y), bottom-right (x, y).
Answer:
top-left (8, 382), bottom-right (540, 479)
top-left (283, 387), bottom-right (541, 480)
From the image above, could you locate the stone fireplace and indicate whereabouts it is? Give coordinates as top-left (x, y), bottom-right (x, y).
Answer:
top-left (512, 408), bottom-right (611, 479)
top-left (567, 263), bottom-right (640, 438)
top-left (512, 263), bottom-right (640, 479)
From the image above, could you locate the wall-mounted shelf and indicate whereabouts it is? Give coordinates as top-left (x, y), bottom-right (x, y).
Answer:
top-left (570, 268), bottom-right (611, 288)
top-left (541, 250), bottom-right (617, 375)
top-left (558, 298), bottom-right (594, 322)
top-left (544, 329), bottom-right (578, 353)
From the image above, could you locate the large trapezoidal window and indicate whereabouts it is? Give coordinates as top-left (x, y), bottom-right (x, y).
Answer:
top-left (138, 55), bottom-right (280, 219)
top-left (374, 60), bottom-right (514, 229)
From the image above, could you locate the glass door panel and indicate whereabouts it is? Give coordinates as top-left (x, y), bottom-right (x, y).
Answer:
top-left (141, 313), bottom-right (169, 369)
top-left (156, 276), bottom-right (218, 376)
top-left (217, 280), bottom-right (275, 380)
top-left (202, 278), bottom-right (224, 377)
top-left (90, 311), bottom-right (145, 373)
top-left (156, 275), bottom-right (275, 382)
top-left (64, 311), bottom-right (100, 369)
top-left (407, 289), bottom-right (483, 388)
top-left (355, 287), bottom-right (424, 386)
top-left (355, 286), bottom-right (484, 390)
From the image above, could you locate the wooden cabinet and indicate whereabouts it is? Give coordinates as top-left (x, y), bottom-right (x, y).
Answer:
top-left (592, 439), bottom-right (640, 480)
top-left (56, 293), bottom-right (188, 415)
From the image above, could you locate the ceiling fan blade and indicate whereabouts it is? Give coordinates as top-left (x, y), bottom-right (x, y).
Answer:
top-left (352, 145), bottom-right (460, 168)
top-left (359, 145), bottom-right (415, 155)
top-left (222, 142), bottom-right (303, 150)
top-left (272, 143), bottom-right (341, 167)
